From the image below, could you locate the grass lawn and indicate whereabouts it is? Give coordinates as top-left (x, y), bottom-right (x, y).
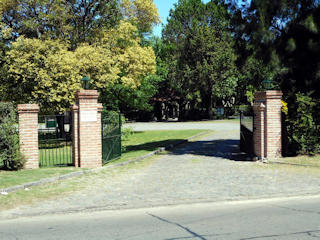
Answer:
top-left (184, 119), bottom-right (240, 124)
top-left (108, 129), bottom-right (207, 164)
top-left (270, 155), bottom-right (320, 167)
top-left (0, 167), bottom-right (80, 189)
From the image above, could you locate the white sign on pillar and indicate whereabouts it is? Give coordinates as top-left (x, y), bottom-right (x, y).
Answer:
top-left (80, 110), bottom-right (97, 122)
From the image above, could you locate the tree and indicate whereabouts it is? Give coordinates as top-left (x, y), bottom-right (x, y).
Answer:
top-left (100, 74), bottom-right (162, 115)
top-left (236, 0), bottom-right (320, 95)
top-left (0, 0), bottom-right (159, 114)
top-left (121, 0), bottom-right (161, 34)
top-left (100, 36), bottom-right (169, 116)
top-left (2, 20), bottom-right (156, 113)
top-left (277, 5), bottom-right (320, 98)
top-left (231, 0), bottom-right (320, 155)
top-left (0, 0), bottom-right (160, 47)
top-left (162, 0), bottom-right (238, 119)
top-left (189, 25), bottom-right (238, 118)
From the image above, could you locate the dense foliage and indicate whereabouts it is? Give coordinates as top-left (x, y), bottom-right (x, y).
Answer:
top-left (0, 0), bottom-right (160, 114)
top-left (284, 93), bottom-right (320, 155)
top-left (162, 0), bottom-right (238, 120)
top-left (0, 102), bottom-right (25, 170)
top-left (236, 0), bottom-right (320, 155)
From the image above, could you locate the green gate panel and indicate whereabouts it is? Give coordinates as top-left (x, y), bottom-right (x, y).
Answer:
top-left (102, 114), bottom-right (122, 164)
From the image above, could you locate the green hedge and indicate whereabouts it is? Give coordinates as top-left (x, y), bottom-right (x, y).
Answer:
top-left (0, 102), bottom-right (25, 170)
top-left (284, 93), bottom-right (320, 155)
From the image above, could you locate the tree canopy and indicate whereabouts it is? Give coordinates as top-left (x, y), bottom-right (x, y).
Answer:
top-left (0, 0), bottom-right (159, 113)
top-left (162, 0), bottom-right (238, 119)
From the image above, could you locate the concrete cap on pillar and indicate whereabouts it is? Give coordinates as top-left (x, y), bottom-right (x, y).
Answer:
top-left (17, 104), bottom-right (39, 113)
top-left (76, 89), bottom-right (99, 100)
top-left (254, 90), bottom-right (283, 101)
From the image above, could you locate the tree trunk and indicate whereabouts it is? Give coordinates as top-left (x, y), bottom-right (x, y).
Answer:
top-left (206, 93), bottom-right (213, 120)
top-left (56, 116), bottom-right (66, 139)
top-left (178, 99), bottom-right (187, 121)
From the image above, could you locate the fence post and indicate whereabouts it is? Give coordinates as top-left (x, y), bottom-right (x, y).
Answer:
top-left (18, 104), bottom-right (39, 169)
top-left (73, 90), bottom-right (103, 168)
top-left (254, 91), bottom-right (283, 159)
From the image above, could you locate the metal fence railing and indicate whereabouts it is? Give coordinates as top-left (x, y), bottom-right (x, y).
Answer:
top-left (38, 114), bottom-right (73, 167)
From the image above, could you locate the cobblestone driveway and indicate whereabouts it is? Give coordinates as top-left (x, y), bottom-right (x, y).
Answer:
top-left (2, 121), bottom-right (320, 219)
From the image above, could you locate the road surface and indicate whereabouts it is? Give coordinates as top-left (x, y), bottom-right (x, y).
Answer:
top-left (0, 196), bottom-right (320, 240)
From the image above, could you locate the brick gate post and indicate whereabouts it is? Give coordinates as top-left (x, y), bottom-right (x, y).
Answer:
top-left (72, 90), bottom-right (103, 168)
top-left (254, 91), bottom-right (283, 159)
top-left (18, 104), bottom-right (39, 169)
top-left (253, 102), bottom-right (265, 159)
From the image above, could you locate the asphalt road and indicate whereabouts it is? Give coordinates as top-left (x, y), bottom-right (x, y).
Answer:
top-left (1, 195), bottom-right (320, 240)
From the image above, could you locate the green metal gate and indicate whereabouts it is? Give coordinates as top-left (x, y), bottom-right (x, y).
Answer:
top-left (38, 114), bottom-right (73, 167)
top-left (102, 114), bottom-right (122, 164)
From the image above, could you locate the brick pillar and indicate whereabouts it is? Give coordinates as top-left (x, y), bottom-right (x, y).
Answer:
top-left (254, 91), bottom-right (283, 159)
top-left (18, 104), bottom-right (39, 169)
top-left (253, 102), bottom-right (265, 159)
top-left (71, 104), bottom-right (79, 167)
top-left (75, 90), bottom-right (102, 168)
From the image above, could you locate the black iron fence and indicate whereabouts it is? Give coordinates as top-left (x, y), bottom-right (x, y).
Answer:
top-left (102, 114), bottom-right (122, 164)
top-left (38, 114), bottom-right (73, 167)
top-left (240, 108), bottom-right (254, 155)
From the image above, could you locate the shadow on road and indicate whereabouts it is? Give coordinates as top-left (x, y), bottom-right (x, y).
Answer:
top-left (168, 139), bottom-right (251, 161)
top-left (125, 139), bottom-right (184, 152)
top-left (124, 138), bottom-right (251, 162)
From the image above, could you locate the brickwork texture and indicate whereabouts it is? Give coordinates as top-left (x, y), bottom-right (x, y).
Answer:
top-left (72, 90), bottom-right (102, 168)
top-left (18, 104), bottom-right (39, 169)
top-left (254, 91), bottom-right (283, 159)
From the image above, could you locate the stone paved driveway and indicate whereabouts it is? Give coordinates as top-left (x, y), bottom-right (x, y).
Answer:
top-left (2, 121), bottom-right (320, 219)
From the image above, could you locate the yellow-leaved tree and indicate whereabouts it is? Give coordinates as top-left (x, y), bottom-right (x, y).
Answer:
top-left (4, 20), bottom-right (156, 113)
top-left (4, 37), bottom-right (81, 113)
top-left (100, 20), bottom-right (156, 87)
top-left (121, 0), bottom-right (161, 33)
top-left (1, 0), bottom-right (159, 113)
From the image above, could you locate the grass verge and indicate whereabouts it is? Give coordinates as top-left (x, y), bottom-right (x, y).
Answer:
top-left (0, 155), bottom-right (157, 212)
top-left (0, 168), bottom-right (80, 189)
top-left (251, 161), bottom-right (320, 177)
top-left (269, 155), bottom-right (320, 167)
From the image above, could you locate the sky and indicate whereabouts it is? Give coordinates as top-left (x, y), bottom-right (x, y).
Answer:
top-left (153, 0), bottom-right (210, 37)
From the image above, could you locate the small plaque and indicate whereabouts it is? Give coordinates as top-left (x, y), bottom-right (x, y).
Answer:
top-left (80, 110), bottom-right (97, 122)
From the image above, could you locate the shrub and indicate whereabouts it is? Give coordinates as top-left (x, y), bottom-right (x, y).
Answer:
top-left (285, 93), bottom-right (320, 155)
top-left (0, 102), bottom-right (26, 170)
top-left (101, 109), bottom-right (125, 125)
top-left (122, 127), bottom-right (133, 141)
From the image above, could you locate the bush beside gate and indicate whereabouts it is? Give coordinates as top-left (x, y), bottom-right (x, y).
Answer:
top-left (0, 102), bottom-right (25, 170)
